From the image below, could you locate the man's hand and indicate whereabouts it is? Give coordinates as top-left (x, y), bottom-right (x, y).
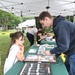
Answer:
top-left (44, 50), bottom-right (51, 55)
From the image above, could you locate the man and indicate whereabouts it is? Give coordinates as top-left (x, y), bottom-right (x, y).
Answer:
top-left (26, 26), bottom-right (38, 46)
top-left (39, 11), bottom-right (75, 75)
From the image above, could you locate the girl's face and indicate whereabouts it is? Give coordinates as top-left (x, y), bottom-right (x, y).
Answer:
top-left (16, 36), bottom-right (24, 46)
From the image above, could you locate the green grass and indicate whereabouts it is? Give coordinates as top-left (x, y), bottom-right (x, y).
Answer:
top-left (0, 30), bottom-right (30, 75)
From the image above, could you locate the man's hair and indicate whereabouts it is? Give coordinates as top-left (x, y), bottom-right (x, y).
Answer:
top-left (39, 11), bottom-right (52, 20)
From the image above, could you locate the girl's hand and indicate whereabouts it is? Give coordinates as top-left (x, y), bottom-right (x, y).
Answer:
top-left (19, 45), bottom-right (24, 54)
top-left (40, 36), bottom-right (45, 40)
top-left (20, 45), bottom-right (24, 50)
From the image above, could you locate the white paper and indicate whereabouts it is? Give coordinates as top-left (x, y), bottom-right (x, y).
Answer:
top-left (28, 49), bottom-right (36, 53)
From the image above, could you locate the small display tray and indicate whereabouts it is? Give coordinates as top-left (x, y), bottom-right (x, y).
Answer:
top-left (24, 54), bottom-right (56, 63)
top-left (20, 62), bottom-right (52, 75)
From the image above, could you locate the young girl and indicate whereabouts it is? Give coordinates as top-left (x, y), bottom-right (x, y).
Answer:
top-left (37, 31), bottom-right (42, 44)
top-left (4, 32), bottom-right (25, 74)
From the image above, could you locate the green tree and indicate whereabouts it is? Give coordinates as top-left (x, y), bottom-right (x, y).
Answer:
top-left (0, 10), bottom-right (21, 31)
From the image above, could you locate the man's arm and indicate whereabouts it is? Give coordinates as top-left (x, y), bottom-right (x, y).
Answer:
top-left (50, 25), bottom-right (70, 55)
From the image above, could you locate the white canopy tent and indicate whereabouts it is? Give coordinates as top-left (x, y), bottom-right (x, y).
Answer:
top-left (18, 19), bottom-right (35, 28)
top-left (0, 0), bottom-right (75, 17)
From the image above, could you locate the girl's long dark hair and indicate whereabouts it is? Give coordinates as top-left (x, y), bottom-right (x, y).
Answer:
top-left (6, 31), bottom-right (24, 58)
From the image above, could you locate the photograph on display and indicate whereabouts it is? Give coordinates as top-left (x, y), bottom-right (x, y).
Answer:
top-left (24, 54), bottom-right (56, 63)
top-left (20, 62), bottom-right (52, 75)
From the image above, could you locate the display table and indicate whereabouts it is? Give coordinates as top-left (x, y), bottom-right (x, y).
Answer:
top-left (5, 45), bottom-right (69, 75)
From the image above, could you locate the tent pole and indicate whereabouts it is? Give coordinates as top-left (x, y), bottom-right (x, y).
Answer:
top-left (21, 11), bottom-right (23, 31)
